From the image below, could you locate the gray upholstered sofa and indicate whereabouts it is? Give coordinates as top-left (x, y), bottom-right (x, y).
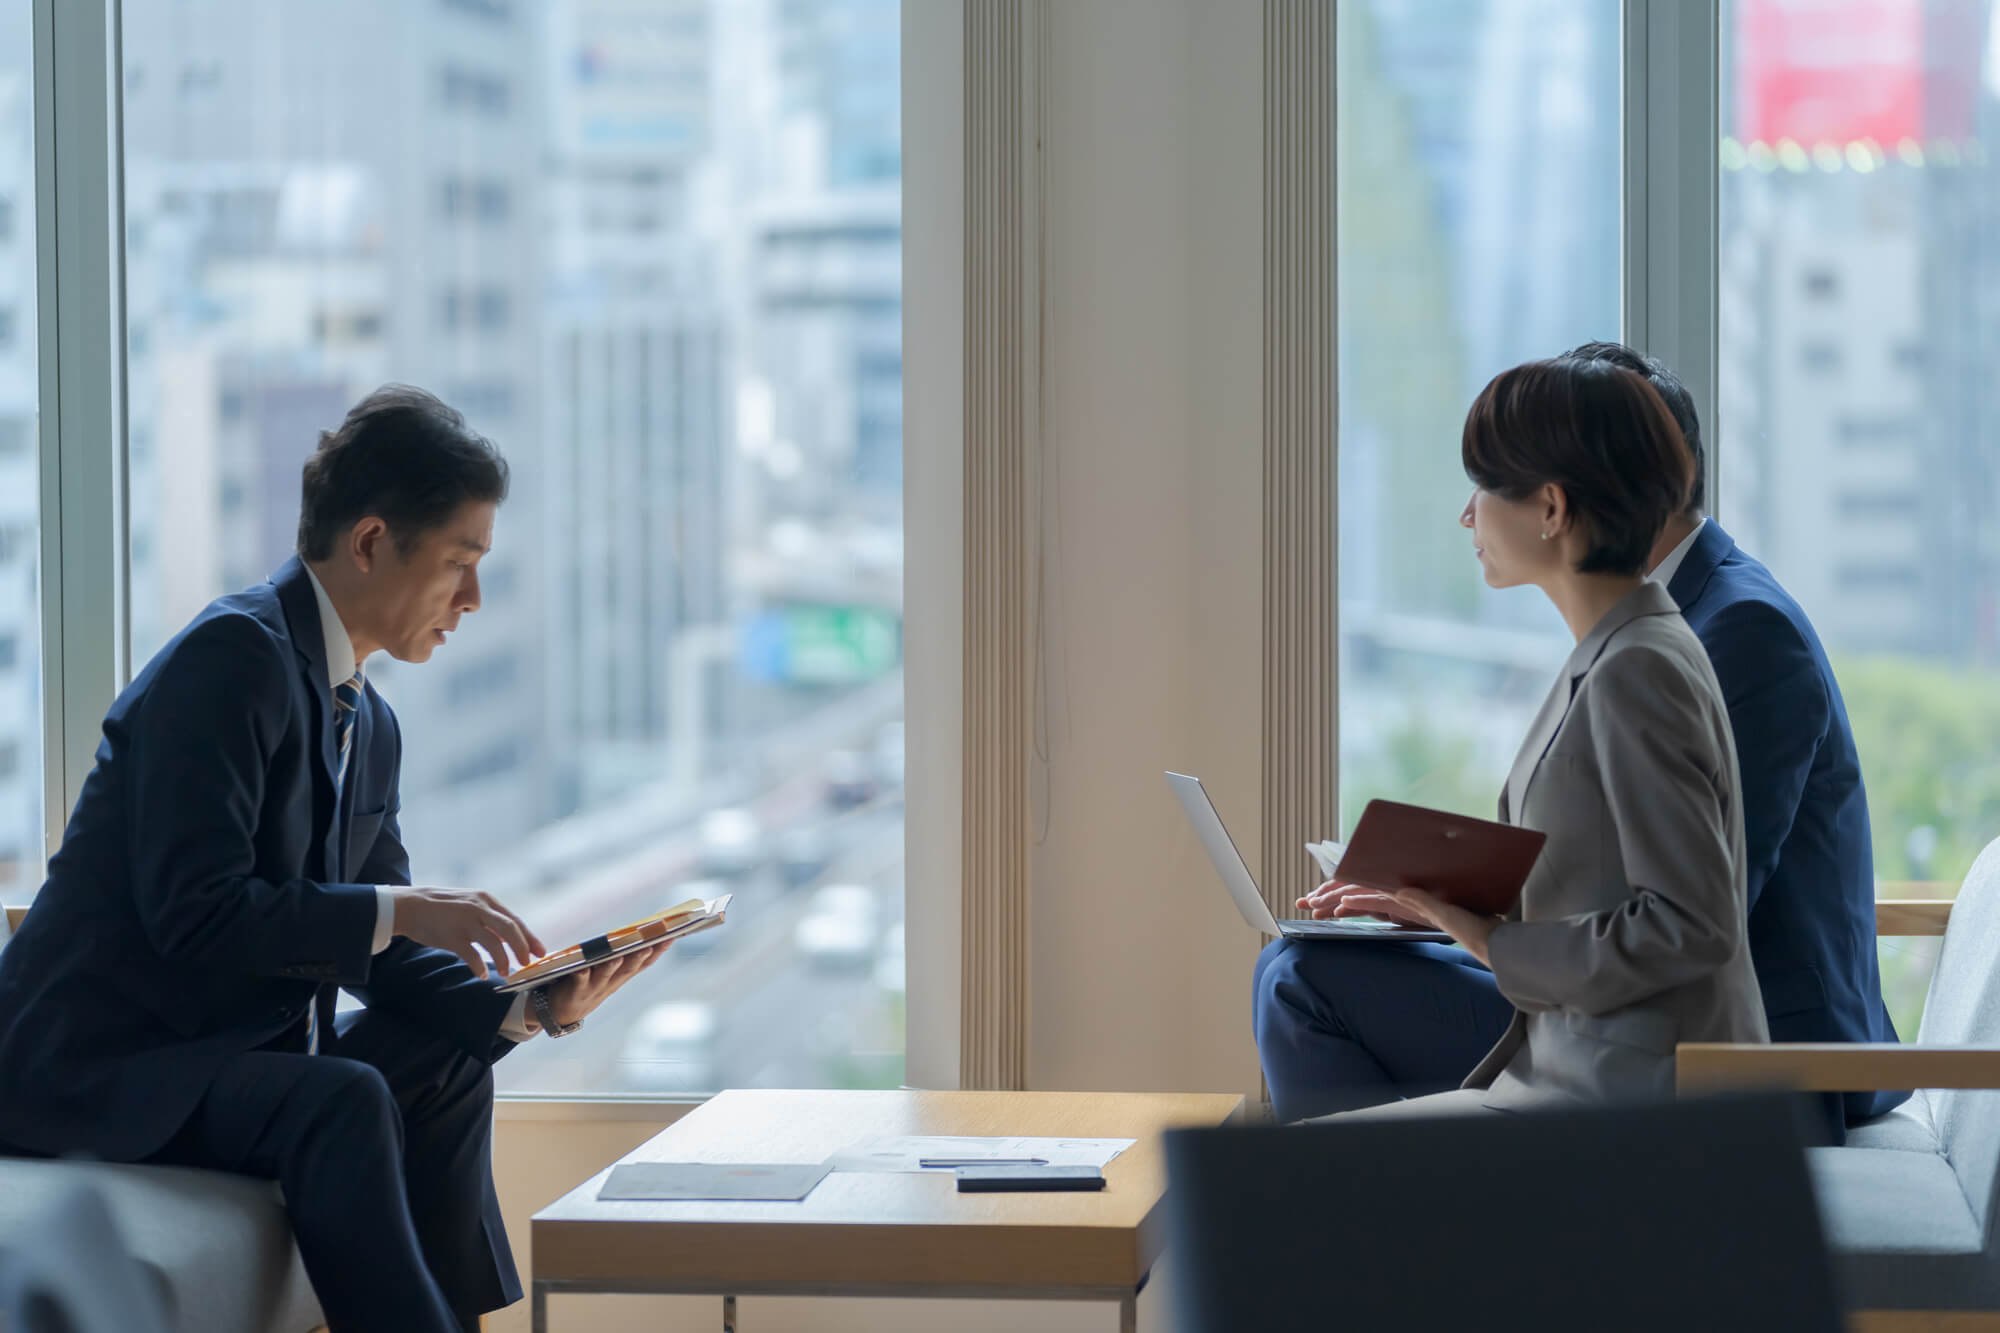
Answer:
top-left (0, 904), bottom-right (323, 1333)
top-left (0, 1157), bottom-right (323, 1333)
top-left (1680, 836), bottom-right (2000, 1330)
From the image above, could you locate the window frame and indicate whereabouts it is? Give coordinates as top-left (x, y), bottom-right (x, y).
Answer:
top-left (1624, 0), bottom-right (1721, 509)
top-left (32, 0), bottom-right (126, 856)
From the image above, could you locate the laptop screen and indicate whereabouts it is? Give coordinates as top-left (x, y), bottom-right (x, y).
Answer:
top-left (1165, 772), bottom-right (1284, 935)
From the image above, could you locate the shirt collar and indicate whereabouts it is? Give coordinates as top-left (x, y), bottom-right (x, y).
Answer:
top-left (1647, 515), bottom-right (1709, 591)
top-left (302, 564), bottom-right (362, 689)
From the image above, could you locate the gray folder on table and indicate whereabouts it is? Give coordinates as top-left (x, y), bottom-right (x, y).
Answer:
top-left (597, 1162), bottom-right (831, 1202)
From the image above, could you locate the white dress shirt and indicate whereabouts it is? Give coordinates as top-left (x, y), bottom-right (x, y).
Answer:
top-left (1647, 516), bottom-right (1709, 591)
top-left (303, 565), bottom-right (537, 1042)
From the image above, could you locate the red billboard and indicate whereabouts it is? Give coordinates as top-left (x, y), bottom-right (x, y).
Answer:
top-left (1735, 0), bottom-right (1982, 145)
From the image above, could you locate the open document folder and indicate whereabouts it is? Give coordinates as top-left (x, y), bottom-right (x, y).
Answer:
top-left (495, 894), bottom-right (731, 993)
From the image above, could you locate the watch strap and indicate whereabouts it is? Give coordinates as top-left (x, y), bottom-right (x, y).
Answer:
top-left (531, 985), bottom-right (581, 1038)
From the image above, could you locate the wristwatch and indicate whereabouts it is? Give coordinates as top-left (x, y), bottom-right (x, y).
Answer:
top-left (530, 986), bottom-right (582, 1038)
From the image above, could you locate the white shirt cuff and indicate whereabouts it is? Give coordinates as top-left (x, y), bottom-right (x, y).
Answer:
top-left (499, 991), bottom-right (536, 1043)
top-left (371, 887), bottom-right (395, 955)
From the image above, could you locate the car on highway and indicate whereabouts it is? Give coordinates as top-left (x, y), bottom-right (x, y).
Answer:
top-left (619, 1000), bottom-right (720, 1093)
top-left (794, 882), bottom-right (878, 970)
top-left (775, 825), bottom-right (831, 889)
top-left (697, 807), bottom-right (763, 878)
top-left (821, 749), bottom-right (876, 811)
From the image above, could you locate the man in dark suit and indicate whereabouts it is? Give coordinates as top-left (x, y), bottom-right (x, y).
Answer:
top-left (0, 386), bottom-right (666, 1332)
top-left (1253, 343), bottom-right (1902, 1139)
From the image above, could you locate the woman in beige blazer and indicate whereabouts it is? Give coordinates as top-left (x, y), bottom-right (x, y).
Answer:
top-left (1313, 358), bottom-right (1769, 1114)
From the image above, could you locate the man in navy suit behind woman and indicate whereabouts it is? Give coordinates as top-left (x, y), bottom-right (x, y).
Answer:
top-left (0, 386), bottom-right (667, 1332)
top-left (1255, 343), bottom-right (1903, 1140)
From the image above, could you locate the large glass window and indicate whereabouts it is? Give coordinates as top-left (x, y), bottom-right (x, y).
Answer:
top-left (120, 0), bottom-right (904, 1093)
top-left (1337, 0), bottom-right (1622, 831)
top-left (0, 1), bottom-right (43, 905)
top-left (1720, 0), bottom-right (1996, 1031)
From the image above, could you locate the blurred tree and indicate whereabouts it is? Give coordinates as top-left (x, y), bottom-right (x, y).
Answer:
top-left (1340, 714), bottom-right (1496, 832)
top-left (1836, 656), bottom-right (2000, 885)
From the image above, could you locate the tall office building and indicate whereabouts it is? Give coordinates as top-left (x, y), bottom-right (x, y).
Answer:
top-left (1459, 0), bottom-right (1622, 387)
top-left (121, 0), bottom-right (548, 880)
top-left (758, 0), bottom-right (902, 508)
top-left (542, 0), bottom-right (730, 810)
top-left (1718, 0), bottom-right (1993, 661)
top-left (123, 161), bottom-right (394, 654)
top-left (1336, 0), bottom-right (1619, 821)
top-left (1338, 0), bottom-right (1616, 629)
top-left (1336, 0), bottom-right (1472, 624)
top-left (1721, 179), bottom-right (1930, 648)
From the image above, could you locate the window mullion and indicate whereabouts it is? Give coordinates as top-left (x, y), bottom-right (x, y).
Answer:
top-left (31, 0), bottom-right (125, 850)
top-left (1623, 0), bottom-right (1721, 509)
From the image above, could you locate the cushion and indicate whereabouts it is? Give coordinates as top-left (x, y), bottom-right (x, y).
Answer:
top-left (1809, 1148), bottom-right (1981, 1255)
top-left (0, 1158), bottom-right (322, 1333)
top-left (1845, 1099), bottom-right (1944, 1156)
top-left (1808, 1146), bottom-right (1997, 1311)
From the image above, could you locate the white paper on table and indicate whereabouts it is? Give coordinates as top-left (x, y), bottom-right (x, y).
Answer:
top-left (824, 1135), bottom-right (1137, 1175)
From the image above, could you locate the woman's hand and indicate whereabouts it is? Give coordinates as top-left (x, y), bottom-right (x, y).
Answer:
top-left (533, 942), bottom-right (671, 1031)
top-left (1298, 880), bottom-right (1430, 928)
top-left (1299, 882), bottom-right (1501, 965)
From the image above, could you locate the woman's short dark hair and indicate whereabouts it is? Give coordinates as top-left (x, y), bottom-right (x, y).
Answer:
top-left (1559, 340), bottom-right (1707, 513)
top-left (1461, 359), bottom-right (1693, 577)
top-left (297, 385), bottom-right (509, 561)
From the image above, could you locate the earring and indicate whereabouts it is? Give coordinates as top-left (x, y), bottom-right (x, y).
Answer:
top-left (1540, 531), bottom-right (1551, 541)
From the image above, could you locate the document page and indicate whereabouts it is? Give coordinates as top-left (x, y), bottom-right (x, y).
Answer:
top-left (1305, 840), bottom-right (1346, 880)
top-left (825, 1135), bottom-right (1136, 1174)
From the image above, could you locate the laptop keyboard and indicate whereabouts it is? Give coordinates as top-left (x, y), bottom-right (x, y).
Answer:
top-left (1286, 918), bottom-right (1445, 938)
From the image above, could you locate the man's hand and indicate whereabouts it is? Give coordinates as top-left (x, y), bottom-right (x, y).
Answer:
top-left (389, 886), bottom-right (547, 979)
top-left (533, 943), bottom-right (671, 1031)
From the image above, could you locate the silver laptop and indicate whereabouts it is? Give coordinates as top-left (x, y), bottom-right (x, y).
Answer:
top-left (1166, 771), bottom-right (1451, 942)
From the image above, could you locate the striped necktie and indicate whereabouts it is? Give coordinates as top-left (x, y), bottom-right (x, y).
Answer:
top-left (333, 673), bottom-right (363, 790)
top-left (308, 672), bottom-right (363, 1057)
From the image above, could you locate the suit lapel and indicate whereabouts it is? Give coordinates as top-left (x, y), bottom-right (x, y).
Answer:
top-left (1502, 581), bottom-right (1683, 824)
top-left (314, 679), bottom-right (341, 880)
top-left (1504, 672), bottom-right (1576, 826)
top-left (272, 558), bottom-right (344, 878)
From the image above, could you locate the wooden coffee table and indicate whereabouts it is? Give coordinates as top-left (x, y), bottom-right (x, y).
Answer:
top-left (530, 1088), bottom-right (1245, 1331)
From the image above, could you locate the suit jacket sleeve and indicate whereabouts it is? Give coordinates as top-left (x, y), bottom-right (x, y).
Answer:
top-left (1487, 647), bottom-right (1745, 1015)
top-left (127, 613), bottom-right (378, 981)
top-left (1696, 600), bottom-right (1827, 915)
top-left (349, 704), bottom-right (518, 1061)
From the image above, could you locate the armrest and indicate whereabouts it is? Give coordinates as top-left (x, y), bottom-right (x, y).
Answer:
top-left (4, 905), bottom-right (21, 931)
top-left (1875, 899), bottom-right (1953, 937)
top-left (1678, 1042), bottom-right (2000, 1095)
